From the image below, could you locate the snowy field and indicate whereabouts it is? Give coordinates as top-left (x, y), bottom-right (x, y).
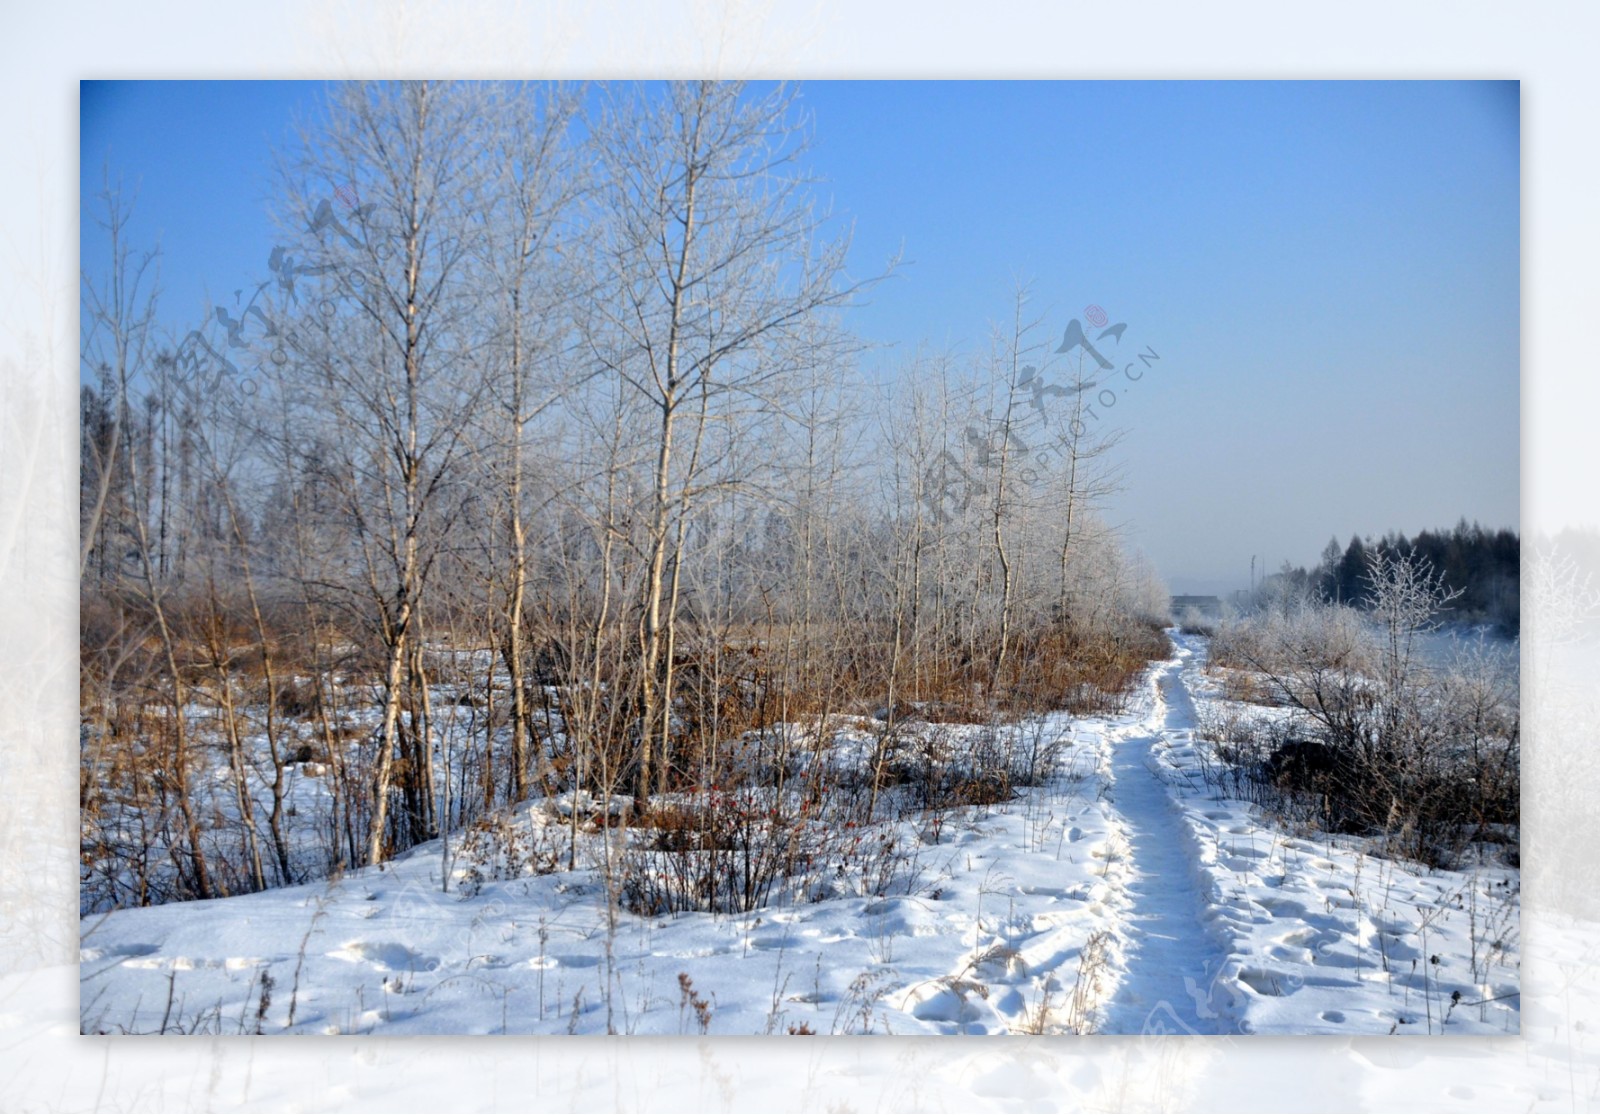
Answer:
top-left (78, 633), bottom-right (1520, 1037)
top-left (1149, 636), bottom-right (1520, 1036)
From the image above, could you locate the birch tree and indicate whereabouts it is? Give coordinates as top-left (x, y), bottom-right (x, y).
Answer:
top-left (282, 80), bottom-right (498, 864)
top-left (474, 83), bottom-right (585, 805)
top-left (587, 80), bottom-right (859, 809)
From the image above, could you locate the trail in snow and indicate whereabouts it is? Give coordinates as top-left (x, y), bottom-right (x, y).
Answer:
top-left (1099, 644), bottom-right (1233, 1035)
top-left (77, 633), bottom-right (1520, 1040)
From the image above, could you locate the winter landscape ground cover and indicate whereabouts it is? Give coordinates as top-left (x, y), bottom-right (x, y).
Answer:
top-left (78, 632), bottom-right (1520, 1037)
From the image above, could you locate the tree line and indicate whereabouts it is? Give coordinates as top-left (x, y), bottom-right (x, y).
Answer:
top-left (79, 81), bottom-right (1168, 912)
top-left (1255, 520), bottom-right (1518, 633)
top-left (1208, 546), bottom-right (1519, 868)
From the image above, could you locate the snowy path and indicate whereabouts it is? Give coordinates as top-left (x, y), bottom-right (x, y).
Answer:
top-left (1099, 646), bottom-right (1233, 1034)
top-left (77, 633), bottom-right (1520, 1039)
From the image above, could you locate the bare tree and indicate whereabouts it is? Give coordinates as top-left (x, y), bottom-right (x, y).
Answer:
top-left (976, 290), bottom-right (1044, 688)
top-left (1365, 548), bottom-right (1464, 697)
top-left (281, 80), bottom-right (500, 865)
top-left (585, 80), bottom-right (861, 809)
top-left (81, 185), bottom-right (223, 901)
top-left (471, 83), bottom-right (587, 806)
top-left (80, 180), bottom-right (159, 583)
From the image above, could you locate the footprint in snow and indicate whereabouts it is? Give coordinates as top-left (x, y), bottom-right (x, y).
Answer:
top-left (327, 941), bottom-right (439, 972)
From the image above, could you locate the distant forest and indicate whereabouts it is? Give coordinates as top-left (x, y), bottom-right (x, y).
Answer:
top-left (1269, 520), bottom-right (1520, 632)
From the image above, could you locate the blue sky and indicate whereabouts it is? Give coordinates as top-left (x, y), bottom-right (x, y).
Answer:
top-left (81, 80), bottom-right (1519, 593)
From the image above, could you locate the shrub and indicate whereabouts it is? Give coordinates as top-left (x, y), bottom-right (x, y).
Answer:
top-left (1199, 552), bottom-right (1519, 866)
top-left (618, 788), bottom-right (923, 915)
top-left (454, 811), bottom-right (566, 896)
top-left (273, 678), bottom-right (323, 719)
top-left (620, 790), bottom-right (825, 915)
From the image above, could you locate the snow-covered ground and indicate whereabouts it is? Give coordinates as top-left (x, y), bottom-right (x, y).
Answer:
top-left (77, 632), bottom-right (1521, 1038)
top-left (80, 708), bottom-right (1134, 1036)
top-left (1151, 635), bottom-right (1520, 1036)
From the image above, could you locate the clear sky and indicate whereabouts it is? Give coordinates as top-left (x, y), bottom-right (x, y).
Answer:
top-left (81, 80), bottom-right (1520, 594)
